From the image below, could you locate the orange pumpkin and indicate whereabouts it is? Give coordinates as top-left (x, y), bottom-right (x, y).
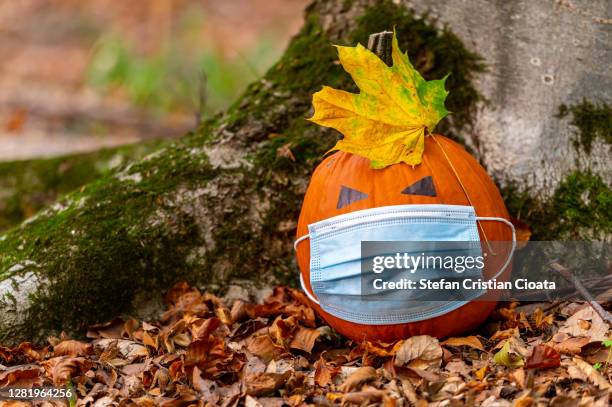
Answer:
top-left (295, 134), bottom-right (512, 342)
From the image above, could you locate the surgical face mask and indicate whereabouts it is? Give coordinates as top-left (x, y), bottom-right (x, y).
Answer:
top-left (294, 204), bottom-right (516, 325)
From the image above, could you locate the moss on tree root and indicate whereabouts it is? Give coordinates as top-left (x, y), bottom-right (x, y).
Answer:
top-left (0, 141), bottom-right (164, 232)
top-left (557, 100), bottom-right (612, 154)
top-left (503, 171), bottom-right (611, 240)
top-left (503, 101), bottom-right (612, 240)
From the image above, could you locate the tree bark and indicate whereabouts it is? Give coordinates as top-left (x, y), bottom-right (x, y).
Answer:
top-left (399, 0), bottom-right (611, 192)
top-left (0, 0), bottom-right (609, 344)
top-left (0, 141), bottom-right (163, 232)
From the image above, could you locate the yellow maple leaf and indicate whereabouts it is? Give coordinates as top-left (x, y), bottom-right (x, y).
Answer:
top-left (309, 32), bottom-right (449, 168)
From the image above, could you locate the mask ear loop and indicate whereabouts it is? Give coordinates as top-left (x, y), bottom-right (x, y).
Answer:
top-left (475, 217), bottom-right (516, 280)
top-left (294, 234), bottom-right (309, 250)
top-left (293, 234), bottom-right (321, 305)
top-left (300, 273), bottom-right (320, 305)
top-left (430, 134), bottom-right (498, 255)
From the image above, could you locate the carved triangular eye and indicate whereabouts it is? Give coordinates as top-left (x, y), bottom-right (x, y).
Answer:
top-left (401, 176), bottom-right (437, 197)
top-left (337, 185), bottom-right (368, 209)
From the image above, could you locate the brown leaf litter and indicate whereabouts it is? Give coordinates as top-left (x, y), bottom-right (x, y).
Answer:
top-left (0, 283), bottom-right (610, 406)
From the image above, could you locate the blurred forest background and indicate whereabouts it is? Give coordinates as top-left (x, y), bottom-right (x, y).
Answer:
top-left (0, 0), bottom-right (308, 161)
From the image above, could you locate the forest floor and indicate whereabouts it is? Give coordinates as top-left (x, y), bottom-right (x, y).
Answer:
top-left (1, 282), bottom-right (610, 406)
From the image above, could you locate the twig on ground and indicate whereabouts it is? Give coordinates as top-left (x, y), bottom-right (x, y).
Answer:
top-left (549, 261), bottom-right (612, 326)
top-left (510, 273), bottom-right (612, 302)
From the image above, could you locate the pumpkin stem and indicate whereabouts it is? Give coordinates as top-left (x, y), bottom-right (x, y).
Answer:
top-left (367, 31), bottom-right (393, 66)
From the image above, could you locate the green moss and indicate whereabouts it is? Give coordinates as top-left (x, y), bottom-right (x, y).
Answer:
top-left (503, 171), bottom-right (612, 240)
top-left (557, 100), bottom-right (612, 154)
top-left (0, 139), bottom-right (220, 342)
top-left (505, 100), bottom-right (611, 239)
top-left (0, 140), bottom-right (164, 232)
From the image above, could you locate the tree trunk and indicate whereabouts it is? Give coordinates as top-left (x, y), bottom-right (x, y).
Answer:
top-left (399, 0), bottom-right (611, 191)
top-left (0, 0), bottom-right (609, 344)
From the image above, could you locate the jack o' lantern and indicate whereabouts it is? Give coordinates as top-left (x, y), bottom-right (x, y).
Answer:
top-left (294, 32), bottom-right (514, 342)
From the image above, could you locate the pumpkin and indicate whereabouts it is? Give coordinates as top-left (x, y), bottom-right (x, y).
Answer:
top-left (294, 32), bottom-right (512, 342)
top-left (295, 135), bottom-right (512, 342)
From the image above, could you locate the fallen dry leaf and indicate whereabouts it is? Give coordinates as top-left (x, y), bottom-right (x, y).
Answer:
top-left (340, 366), bottom-right (376, 392)
top-left (475, 365), bottom-right (488, 381)
top-left (510, 368), bottom-right (526, 389)
top-left (524, 345), bottom-right (560, 369)
top-left (510, 217), bottom-right (532, 250)
top-left (0, 364), bottom-right (43, 387)
top-left (289, 327), bottom-right (320, 353)
top-left (265, 358), bottom-right (294, 375)
top-left (558, 306), bottom-right (609, 342)
top-left (490, 327), bottom-right (520, 342)
top-left (142, 330), bottom-right (159, 350)
top-left (269, 316), bottom-right (296, 348)
top-left (533, 308), bottom-right (554, 329)
top-left (245, 372), bottom-right (290, 397)
top-left (215, 307), bottom-right (233, 325)
top-left (493, 339), bottom-right (526, 368)
top-left (407, 366), bottom-right (440, 382)
top-left (96, 338), bottom-right (148, 362)
top-left (53, 339), bottom-right (93, 357)
top-left (40, 356), bottom-right (92, 386)
top-left (394, 335), bottom-right (442, 369)
top-left (192, 366), bottom-right (219, 403)
top-left (190, 317), bottom-right (221, 341)
top-left (86, 318), bottom-right (130, 339)
top-left (513, 392), bottom-right (534, 407)
top-left (570, 357), bottom-right (612, 390)
top-left (230, 300), bottom-right (248, 323)
top-left (362, 341), bottom-right (401, 358)
top-left (585, 346), bottom-right (611, 365)
top-left (551, 335), bottom-right (591, 355)
top-left (444, 359), bottom-right (471, 377)
top-left (342, 388), bottom-right (385, 404)
top-left (314, 357), bottom-right (340, 387)
top-left (0, 343), bottom-right (49, 364)
top-left (246, 331), bottom-right (283, 362)
top-left (441, 335), bottom-right (484, 351)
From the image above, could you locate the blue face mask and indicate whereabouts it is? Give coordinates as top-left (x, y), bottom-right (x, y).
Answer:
top-left (294, 204), bottom-right (516, 325)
